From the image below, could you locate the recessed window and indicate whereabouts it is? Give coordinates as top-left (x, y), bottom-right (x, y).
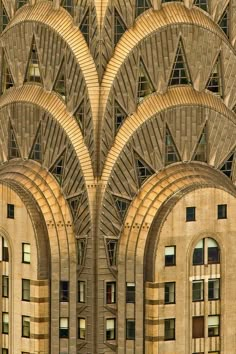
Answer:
top-left (186, 206), bottom-right (195, 221)
top-left (208, 315), bottom-right (220, 337)
top-left (126, 283), bottom-right (135, 303)
top-left (77, 239), bottom-right (86, 265)
top-left (106, 318), bottom-right (116, 340)
top-left (192, 316), bottom-right (204, 338)
top-left (126, 319), bottom-right (135, 340)
top-left (193, 238), bottom-right (220, 265)
top-left (59, 317), bottom-right (69, 338)
top-left (78, 318), bottom-right (86, 339)
top-left (164, 282), bottom-right (175, 304)
top-left (22, 279), bottom-right (30, 301)
top-left (164, 318), bottom-right (175, 340)
top-left (106, 282), bottom-right (116, 304)
top-left (1, 237), bottom-right (9, 262)
top-left (165, 246), bottom-right (176, 266)
top-left (208, 279), bottom-right (220, 300)
top-left (22, 243), bottom-right (30, 264)
top-left (2, 313), bottom-right (9, 334)
top-left (192, 280), bottom-right (204, 302)
top-left (7, 204), bottom-right (14, 219)
top-left (218, 204), bottom-right (227, 219)
top-left (2, 349), bottom-right (8, 354)
top-left (22, 316), bottom-right (30, 338)
top-left (78, 281), bottom-right (85, 303)
top-left (2, 276), bottom-right (9, 298)
top-left (60, 281), bottom-right (69, 302)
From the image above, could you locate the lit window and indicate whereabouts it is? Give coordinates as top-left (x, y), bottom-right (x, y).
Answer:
top-left (165, 246), bottom-right (176, 266)
top-left (192, 316), bottom-right (204, 338)
top-left (164, 318), bottom-right (175, 340)
top-left (186, 207), bottom-right (195, 221)
top-left (22, 279), bottom-right (30, 301)
top-left (192, 280), bottom-right (204, 302)
top-left (193, 238), bottom-right (220, 265)
top-left (1, 238), bottom-right (9, 262)
top-left (208, 315), bottom-right (220, 337)
top-left (2, 313), bottom-right (8, 334)
top-left (59, 317), bottom-right (69, 338)
top-left (106, 282), bottom-right (116, 304)
top-left (22, 243), bottom-right (30, 263)
top-left (7, 204), bottom-right (14, 219)
top-left (126, 319), bottom-right (135, 340)
top-left (78, 281), bottom-right (85, 303)
top-left (60, 281), bottom-right (69, 302)
top-left (218, 204), bottom-right (227, 219)
top-left (22, 316), bottom-right (30, 338)
top-left (164, 282), bottom-right (175, 304)
top-left (208, 279), bottom-right (220, 300)
top-left (106, 318), bottom-right (116, 340)
top-left (126, 283), bottom-right (135, 303)
top-left (2, 276), bottom-right (9, 298)
top-left (78, 318), bottom-right (86, 339)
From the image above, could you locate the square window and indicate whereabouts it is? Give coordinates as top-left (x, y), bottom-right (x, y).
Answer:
top-left (218, 204), bottom-right (227, 219)
top-left (78, 317), bottom-right (86, 339)
top-left (22, 316), bottom-right (30, 338)
top-left (7, 204), bottom-right (14, 219)
top-left (22, 279), bottom-right (30, 301)
top-left (208, 279), bottom-right (220, 300)
top-left (126, 319), bottom-right (135, 340)
top-left (192, 316), bottom-right (204, 338)
top-left (106, 282), bottom-right (116, 304)
top-left (126, 283), bottom-right (135, 303)
top-left (164, 318), bottom-right (175, 340)
top-left (59, 317), bottom-right (69, 338)
top-left (164, 282), bottom-right (175, 304)
top-left (60, 281), bottom-right (69, 302)
top-left (192, 280), bottom-right (204, 301)
top-left (208, 315), bottom-right (220, 337)
top-left (186, 207), bottom-right (195, 221)
top-left (22, 243), bottom-right (30, 264)
top-left (2, 276), bottom-right (9, 298)
top-left (2, 313), bottom-right (8, 334)
top-left (106, 318), bottom-right (116, 340)
top-left (165, 246), bottom-right (176, 266)
top-left (78, 281), bottom-right (85, 303)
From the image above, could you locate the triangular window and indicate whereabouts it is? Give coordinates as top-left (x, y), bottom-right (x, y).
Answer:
top-left (194, 0), bottom-right (208, 12)
top-left (29, 124), bottom-right (42, 161)
top-left (54, 60), bottom-right (66, 99)
top-left (16, 0), bottom-right (27, 9)
top-left (218, 7), bottom-right (229, 37)
top-left (114, 196), bottom-right (131, 220)
top-left (74, 101), bottom-right (84, 133)
top-left (1, 6), bottom-right (9, 32)
top-left (106, 239), bottom-right (117, 266)
top-left (2, 55), bottom-right (14, 93)
top-left (169, 41), bottom-right (191, 86)
top-left (233, 105), bottom-right (236, 114)
top-left (135, 0), bottom-right (151, 17)
top-left (114, 9), bottom-right (126, 45)
top-left (8, 124), bottom-right (21, 159)
top-left (68, 195), bottom-right (81, 218)
top-left (50, 152), bottom-right (66, 185)
top-left (80, 10), bottom-right (89, 45)
top-left (135, 154), bottom-right (154, 186)
top-left (61, 0), bottom-right (73, 15)
top-left (193, 126), bottom-right (207, 162)
top-left (137, 59), bottom-right (155, 103)
top-left (26, 36), bottom-right (42, 83)
top-left (114, 100), bottom-right (127, 132)
top-left (220, 153), bottom-right (234, 178)
top-left (206, 56), bottom-right (222, 96)
top-left (165, 127), bottom-right (179, 164)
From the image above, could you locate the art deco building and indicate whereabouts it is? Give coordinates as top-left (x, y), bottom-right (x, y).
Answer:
top-left (0, 0), bottom-right (236, 353)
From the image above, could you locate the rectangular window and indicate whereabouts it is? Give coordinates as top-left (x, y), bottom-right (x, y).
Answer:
top-left (59, 317), bottom-right (69, 338)
top-left (2, 238), bottom-right (9, 262)
top-left (2, 313), bottom-right (8, 334)
top-left (186, 206), bottom-right (195, 221)
top-left (78, 281), bottom-right (85, 303)
top-left (165, 246), bottom-right (176, 266)
top-left (126, 282), bottom-right (135, 303)
top-left (218, 204), bottom-right (227, 219)
top-left (208, 315), bottom-right (220, 337)
top-left (22, 279), bottom-right (30, 301)
top-left (208, 238), bottom-right (220, 264)
top-left (193, 239), bottom-right (204, 265)
top-left (60, 281), bottom-right (69, 302)
top-left (192, 280), bottom-right (204, 301)
top-left (106, 318), bottom-right (116, 340)
top-left (208, 279), bottom-right (220, 300)
top-left (164, 318), bottom-right (175, 340)
top-left (106, 282), bottom-right (116, 304)
top-left (2, 349), bottom-right (8, 354)
top-left (22, 243), bottom-right (30, 264)
top-left (78, 317), bottom-right (86, 339)
top-left (2, 276), bottom-right (9, 298)
top-left (192, 316), bottom-right (204, 338)
top-left (77, 239), bottom-right (86, 265)
top-left (22, 316), bottom-right (30, 338)
top-left (164, 282), bottom-right (175, 304)
top-left (126, 319), bottom-right (135, 340)
top-left (7, 204), bottom-right (14, 219)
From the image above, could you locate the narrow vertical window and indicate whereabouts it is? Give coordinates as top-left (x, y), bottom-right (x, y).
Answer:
top-left (192, 280), bottom-right (204, 301)
top-left (164, 318), bottom-right (175, 340)
top-left (208, 279), bottom-right (220, 300)
top-left (126, 319), bottom-right (135, 339)
top-left (2, 276), bottom-right (9, 298)
top-left (2, 313), bottom-right (8, 334)
top-left (106, 282), bottom-right (116, 304)
top-left (1, 238), bottom-right (9, 262)
top-left (192, 240), bottom-right (204, 265)
top-left (78, 318), bottom-right (86, 339)
top-left (77, 239), bottom-right (86, 265)
top-left (22, 243), bottom-right (30, 263)
top-left (106, 318), bottom-right (116, 340)
top-left (22, 279), bottom-right (30, 301)
top-left (107, 240), bottom-right (117, 266)
top-left (7, 204), bottom-right (14, 219)
top-left (2, 349), bottom-right (8, 354)
top-left (186, 206), bottom-right (195, 221)
top-left (192, 316), bottom-right (204, 338)
top-left (126, 283), bottom-right (135, 303)
top-left (78, 281), bottom-right (85, 303)
top-left (165, 246), bottom-right (176, 266)
top-left (217, 204), bottom-right (227, 219)
top-left (60, 281), bottom-right (69, 302)
top-left (208, 315), bottom-right (220, 337)
top-left (59, 317), bottom-right (69, 338)
top-left (164, 282), bottom-right (175, 304)
top-left (22, 316), bottom-right (30, 338)
top-left (207, 238), bottom-right (220, 264)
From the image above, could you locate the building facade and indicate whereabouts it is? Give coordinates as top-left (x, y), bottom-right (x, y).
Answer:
top-left (0, 0), bottom-right (236, 353)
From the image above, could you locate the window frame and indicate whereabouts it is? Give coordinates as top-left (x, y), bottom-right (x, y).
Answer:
top-left (106, 282), bottom-right (116, 304)
top-left (164, 318), bottom-right (175, 341)
top-left (2, 312), bottom-right (9, 334)
top-left (78, 317), bottom-right (86, 340)
top-left (186, 206), bottom-right (196, 222)
top-left (59, 317), bottom-right (69, 338)
top-left (192, 316), bottom-right (204, 338)
top-left (2, 275), bottom-right (9, 298)
top-left (22, 279), bottom-right (30, 302)
top-left (217, 204), bottom-right (227, 219)
top-left (22, 316), bottom-right (30, 338)
top-left (60, 280), bottom-right (69, 302)
top-left (126, 282), bottom-right (135, 303)
top-left (78, 281), bottom-right (86, 303)
top-left (7, 204), bottom-right (14, 219)
top-left (106, 318), bottom-right (116, 340)
top-left (208, 278), bottom-right (220, 301)
top-left (208, 315), bottom-right (220, 337)
top-left (165, 246), bottom-right (176, 266)
top-left (192, 280), bottom-right (204, 302)
top-left (164, 282), bottom-right (175, 304)
top-left (22, 243), bottom-right (30, 264)
top-left (126, 319), bottom-right (135, 340)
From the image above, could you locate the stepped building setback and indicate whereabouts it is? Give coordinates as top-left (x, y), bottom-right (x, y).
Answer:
top-left (0, 0), bottom-right (236, 353)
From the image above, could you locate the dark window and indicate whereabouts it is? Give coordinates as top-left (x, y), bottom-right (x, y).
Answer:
top-left (114, 10), bottom-right (126, 45)
top-left (80, 10), bottom-right (90, 45)
top-left (2, 313), bottom-right (8, 334)
top-left (164, 318), bottom-right (175, 340)
top-left (107, 240), bottom-right (117, 266)
top-left (186, 207), bottom-right (195, 221)
top-left (208, 239), bottom-right (220, 264)
top-left (218, 204), bottom-right (227, 219)
top-left (208, 279), bottom-right (220, 300)
top-left (193, 240), bottom-right (204, 265)
top-left (2, 349), bottom-right (8, 354)
top-left (106, 282), bottom-right (116, 304)
top-left (208, 316), bottom-right (220, 337)
top-left (22, 279), bottom-right (30, 301)
top-left (126, 319), bottom-right (135, 340)
top-left (194, 0), bottom-right (208, 11)
top-left (192, 280), bottom-right (204, 302)
top-left (7, 204), bottom-right (14, 219)
top-left (2, 238), bottom-right (9, 262)
top-left (78, 281), bottom-right (85, 303)
top-left (126, 283), bottom-right (135, 303)
top-left (22, 316), bottom-right (30, 338)
top-left (164, 282), bottom-right (175, 304)
top-left (2, 276), bottom-right (9, 298)
top-left (59, 317), bottom-right (69, 338)
top-left (78, 318), bottom-right (86, 339)
top-left (165, 246), bottom-right (176, 266)
top-left (106, 318), bottom-right (116, 340)
top-left (193, 238), bottom-right (219, 265)
top-left (77, 239), bottom-right (86, 265)
top-left (135, 0), bottom-right (151, 17)
top-left (60, 281), bottom-right (69, 302)
top-left (192, 316), bottom-right (204, 338)
top-left (22, 243), bottom-right (30, 264)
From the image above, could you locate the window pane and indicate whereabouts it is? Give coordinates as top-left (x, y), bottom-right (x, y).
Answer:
top-left (78, 281), bottom-right (85, 303)
top-left (60, 281), bottom-right (69, 302)
top-left (126, 320), bottom-right (135, 340)
top-left (126, 283), bottom-right (135, 303)
top-left (59, 317), bottom-right (69, 338)
top-left (218, 204), bottom-right (227, 219)
top-left (78, 318), bottom-right (86, 339)
top-left (22, 279), bottom-right (30, 301)
top-left (22, 243), bottom-right (30, 263)
top-left (2, 276), bottom-right (9, 298)
top-left (2, 313), bottom-right (9, 334)
top-left (186, 207), bottom-right (195, 221)
top-left (106, 282), bottom-right (116, 304)
top-left (192, 316), bottom-right (204, 338)
top-left (164, 319), bottom-right (175, 340)
top-left (208, 279), bottom-right (220, 300)
top-left (165, 246), bottom-right (176, 266)
top-left (192, 280), bottom-right (204, 301)
top-left (164, 282), bottom-right (175, 304)
top-left (7, 204), bottom-right (14, 219)
top-left (193, 241), bottom-right (204, 265)
top-left (106, 318), bottom-right (116, 340)
top-left (22, 316), bottom-right (30, 337)
top-left (208, 315), bottom-right (220, 337)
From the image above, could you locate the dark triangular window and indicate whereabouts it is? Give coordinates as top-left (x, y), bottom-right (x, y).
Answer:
top-left (54, 60), bottom-right (66, 99)
top-left (29, 124), bottom-right (42, 161)
top-left (169, 41), bottom-right (191, 86)
top-left (233, 105), bottom-right (236, 114)
top-left (218, 7), bottom-right (229, 37)
top-left (114, 9), bottom-right (126, 45)
top-left (135, 155), bottom-right (154, 186)
top-left (8, 124), bottom-right (21, 159)
top-left (220, 153), bottom-right (234, 178)
top-left (206, 56), bottom-right (222, 96)
top-left (165, 127), bottom-right (180, 165)
top-left (61, 0), bottom-right (73, 15)
top-left (50, 152), bottom-right (66, 185)
top-left (2, 54), bottom-right (14, 93)
top-left (26, 36), bottom-right (42, 83)
top-left (114, 196), bottom-right (131, 220)
top-left (16, 0), bottom-right (27, 9)
top-left (114, 100), bottom-right (127, 132)
top-left (193, 126), bottom-right (207, 162)
top-left (137, 59), bottom-right (155, 103)
top-left (68, 195), bottom-right (81, 218)
top-left (80, 10), bottom-right (89, 45)
top-left (194, 0), bottom-right (208, 11)
top-left (106, 239), bottom-right (117, 266)
top-left (1, 6), bottom-right (9, 32)
top-left (135, 0), bottom-right (151, 17)
top-left (74, 101), bottom-right (84, 133)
